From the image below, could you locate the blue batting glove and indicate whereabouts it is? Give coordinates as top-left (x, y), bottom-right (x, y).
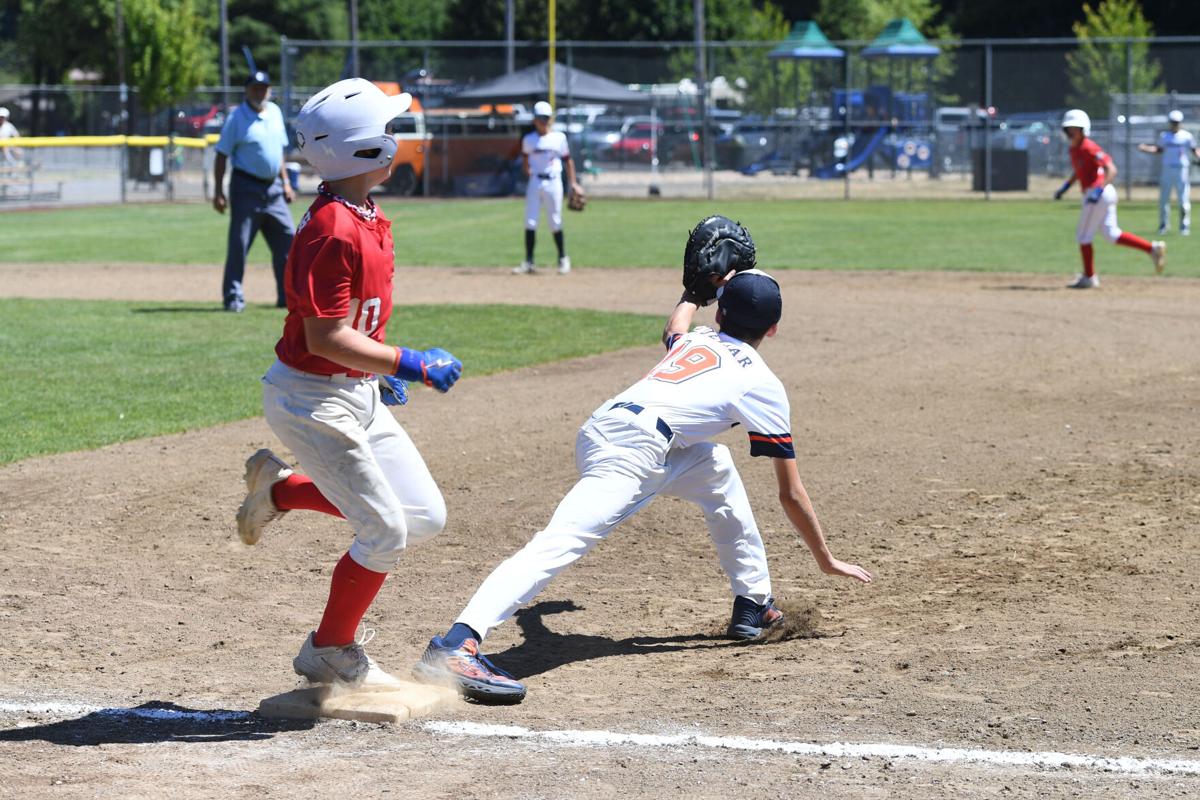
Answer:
top-left (379, 375), bottom-right (408, 406)
top-left (1053, 180), bottom-right (1071, 200)
top-left (395, 347), bottom-right (463, 393)
top-left (1085, 186), bottom-right (1104, 204)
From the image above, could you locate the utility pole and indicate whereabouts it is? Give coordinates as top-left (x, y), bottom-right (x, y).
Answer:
top-left (116, 0), bottom-right (128, 202)
top-left (349, 0), bottom-right (360, 77)
top-left (219, 0), bottom-right (229, 102)
top-left (505, 0), bottom-right (515, 74)
top-left (694, 0), bottom-right (712, 199)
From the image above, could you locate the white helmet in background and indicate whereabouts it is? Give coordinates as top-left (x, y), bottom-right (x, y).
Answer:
top-left (533, 100), bottom-right (553, 118)
top-left (1168, 109), bottom-right (1184, 123)
top-left (295, 78), bottom-right (413, 181)
top-left (1061, 109), bottom-right (1091, 136)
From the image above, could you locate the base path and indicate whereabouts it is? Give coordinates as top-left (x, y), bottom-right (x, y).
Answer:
top-left (1, 265), bottom-right (1198, 798)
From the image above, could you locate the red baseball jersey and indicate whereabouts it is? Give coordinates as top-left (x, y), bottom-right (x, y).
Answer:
top-left (275, 195), bottom-right (394, 376)
top-left (1069, 137), bottom-right (1112, 191)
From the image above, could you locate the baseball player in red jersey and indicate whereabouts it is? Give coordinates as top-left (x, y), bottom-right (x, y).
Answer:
top-left (1054, 109), bottom-right (1166, 289)
top-left (234, 78), bottom-right (463, 687)
top-left (411, 266), bottom-right (873, 703)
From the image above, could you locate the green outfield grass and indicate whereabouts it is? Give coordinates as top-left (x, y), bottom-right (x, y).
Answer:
top-left (2, 197), bottom-right (1195, 276)
top-left (0, 300), bottom-right (658, 465)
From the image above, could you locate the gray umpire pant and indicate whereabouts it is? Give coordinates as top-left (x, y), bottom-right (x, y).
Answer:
top-left (222, 170), bottom-right (295, 308)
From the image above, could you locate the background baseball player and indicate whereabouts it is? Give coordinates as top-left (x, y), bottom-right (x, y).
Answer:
top-left (1054, 109), bottom-right (1165, 289)
top-left (1138, 109), bottom-right (1199, 236)
top-left (0, 107), bottom-right (21, 165)
top-left (234, 78), bottom-right (463, 687)
top-left (413, 219), bottom-right (872, 703)
top-left (513, 100), bottom-right (583, 276)
top-left (212, 71), bottom-right (295, 312)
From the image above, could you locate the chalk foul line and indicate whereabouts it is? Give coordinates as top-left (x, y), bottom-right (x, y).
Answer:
top-left (420, 721), bottom-right (1200, 777)
top-left (3, 699), bottom-right (1197, 777)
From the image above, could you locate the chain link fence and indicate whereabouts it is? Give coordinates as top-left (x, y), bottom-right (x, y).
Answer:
top-left (2, 35), bottom-right (1199, 204)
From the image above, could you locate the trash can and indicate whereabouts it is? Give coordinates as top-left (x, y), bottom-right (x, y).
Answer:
top-left (972, 148), bottom-right (1028, 191)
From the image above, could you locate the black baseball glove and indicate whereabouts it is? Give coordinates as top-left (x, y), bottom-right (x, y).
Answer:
top-left (682, 215), bottom-right (756, 305)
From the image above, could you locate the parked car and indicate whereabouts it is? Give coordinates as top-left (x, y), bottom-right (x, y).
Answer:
top-left (602, 117), bottom-right (664, 163)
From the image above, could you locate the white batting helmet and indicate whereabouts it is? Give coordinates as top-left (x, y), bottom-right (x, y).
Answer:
top-left (1061, 109), bottom-right (1091, 136)
top-left (295, 78), bottom-right (413, 181)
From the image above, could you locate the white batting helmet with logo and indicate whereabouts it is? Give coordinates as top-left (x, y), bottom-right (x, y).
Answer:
top-left (1061, 109), bottom-right (1091, 136)
top-left (295, 78), bottom-right (413, 181)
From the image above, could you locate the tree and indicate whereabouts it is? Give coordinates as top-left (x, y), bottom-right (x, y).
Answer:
top-left (123, 0), bottom-right (214, 115)
top-left (1066, 0), bottom-right (1163, 118)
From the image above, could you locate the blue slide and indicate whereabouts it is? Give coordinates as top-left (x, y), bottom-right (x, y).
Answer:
top-left (811, 127), bottom-right (888, 179)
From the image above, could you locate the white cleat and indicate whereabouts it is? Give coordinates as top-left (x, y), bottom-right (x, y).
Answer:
top-left (293, 629), bottom-right (399, 688)
top-left (1150, 240), bottom-right (1167, 274)
top-left (235, 448), bottom-right (293, 545)
top-left (1067, 274), bottom-right (1099, 289)
top-left (557, 255), bottom-right (571, 275)
top-left (512, 261), bottom-right (536, 275)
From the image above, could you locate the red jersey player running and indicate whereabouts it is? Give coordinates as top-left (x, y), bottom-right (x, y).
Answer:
top-left (234, 78), bottom-right (463, 686)
top-left (1053, 109), bottom-right (1165, 289)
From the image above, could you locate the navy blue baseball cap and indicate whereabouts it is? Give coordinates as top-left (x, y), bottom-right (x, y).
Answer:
top-left (246, 70), bottom-right (271, 86)
top-left (717, 269), bottom-right (782, 331)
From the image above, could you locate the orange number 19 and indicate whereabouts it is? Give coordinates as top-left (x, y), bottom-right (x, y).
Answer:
top-left (648, 344), bottom-right (721, 384)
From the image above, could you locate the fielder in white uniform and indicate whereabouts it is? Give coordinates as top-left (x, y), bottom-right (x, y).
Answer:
top-left (1139, 110), bottom-right (1200, 235)
top-left (414, 268), bottom-right (873, 703)
top-left (513, 100), bottom-right (582, 275)
top-left (0, 107), bottom-right (21, 166)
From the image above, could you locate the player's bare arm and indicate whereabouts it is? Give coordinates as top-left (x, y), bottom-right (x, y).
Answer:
top-left (212, 152), bottom-right (228, 213)
top-left (1137, 142), bottom-right (1162, 154)
top-left (772, 457), bottom-right (873, 584)
top-left (565, 153), bottom-right (582, 197)
top-left (662, 295), bottom-right (700, 347)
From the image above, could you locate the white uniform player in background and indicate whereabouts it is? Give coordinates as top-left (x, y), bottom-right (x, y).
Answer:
top-left (414, 268), bottom-right (873, 703)
top-left (514, 100), bottom-right (582, 275)
top-left (1139, 109), bottom-right (1200, 235)
top-left (0, 107), bottom-right (22, 166)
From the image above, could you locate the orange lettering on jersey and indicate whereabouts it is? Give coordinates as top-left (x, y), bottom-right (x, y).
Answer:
top-left (648, 344), bottom-right (721, 384)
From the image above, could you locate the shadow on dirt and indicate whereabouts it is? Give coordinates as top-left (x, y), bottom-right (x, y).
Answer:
top-left (0, 701), bottom-right (313, 746)
top-left (487, 600), bottom-right (740, 680)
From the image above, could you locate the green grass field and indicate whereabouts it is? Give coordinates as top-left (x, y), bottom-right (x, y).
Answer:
top-left (0, 300), bottom-right (658, 465)
top-left (2, 197), bottom-right (1194, 276)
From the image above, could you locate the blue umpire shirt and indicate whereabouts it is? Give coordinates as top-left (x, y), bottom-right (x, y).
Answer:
top-left (216, 100), bottom-right (288, 181)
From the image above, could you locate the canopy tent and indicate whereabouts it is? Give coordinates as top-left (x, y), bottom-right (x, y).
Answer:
top-left (453, 61), bottom-right (648, 106)
top-left (861, 18), bottom-right (940, 59)
top-left (768, 21), bottom-right (844, 61)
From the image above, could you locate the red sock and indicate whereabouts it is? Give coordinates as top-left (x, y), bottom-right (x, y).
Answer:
top-left (272, 474), bottom-right (343, 518)
top-left (313, 553), bottom-right (388, 647)
top-left (1116, 231), bottom-right (1152, 253)
top-left (1080, 244), bottom-right (1095, 277)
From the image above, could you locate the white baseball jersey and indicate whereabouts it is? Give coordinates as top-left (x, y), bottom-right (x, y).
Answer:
top-left (457, 325), bottom-right (786, 639)
top-left (522, 130), bottom-right (569, 179)
top-left (1159, 129), bottom-right (1196, 168)
top-left (602, 326), bottom-right (795, 458)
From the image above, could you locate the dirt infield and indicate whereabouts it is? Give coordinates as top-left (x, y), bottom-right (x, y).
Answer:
top-left (1, 263), bottom-right (1199, 798)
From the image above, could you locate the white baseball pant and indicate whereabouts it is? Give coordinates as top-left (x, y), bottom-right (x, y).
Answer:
top-left (525, 175), bottom-right (564, 232)
top-left (1159, 166), bottom-right (1190, 230)
top-left (261, 360), bottom-right (446, 573)
top-left (1076, 184), bottom-right (1122, 245)
top-left (456, 410), bottom-right (772, 639)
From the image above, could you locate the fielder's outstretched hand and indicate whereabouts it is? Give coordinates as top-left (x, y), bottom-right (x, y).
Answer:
top-left (821, 558), bottom-right (874, 584)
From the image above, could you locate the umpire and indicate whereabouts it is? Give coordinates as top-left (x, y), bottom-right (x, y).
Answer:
top-left (212, 70), bottom-right (294, 312)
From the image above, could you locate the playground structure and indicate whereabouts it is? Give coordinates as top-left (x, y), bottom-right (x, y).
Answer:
top-left (741, 18), bottom-right (941, 181)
